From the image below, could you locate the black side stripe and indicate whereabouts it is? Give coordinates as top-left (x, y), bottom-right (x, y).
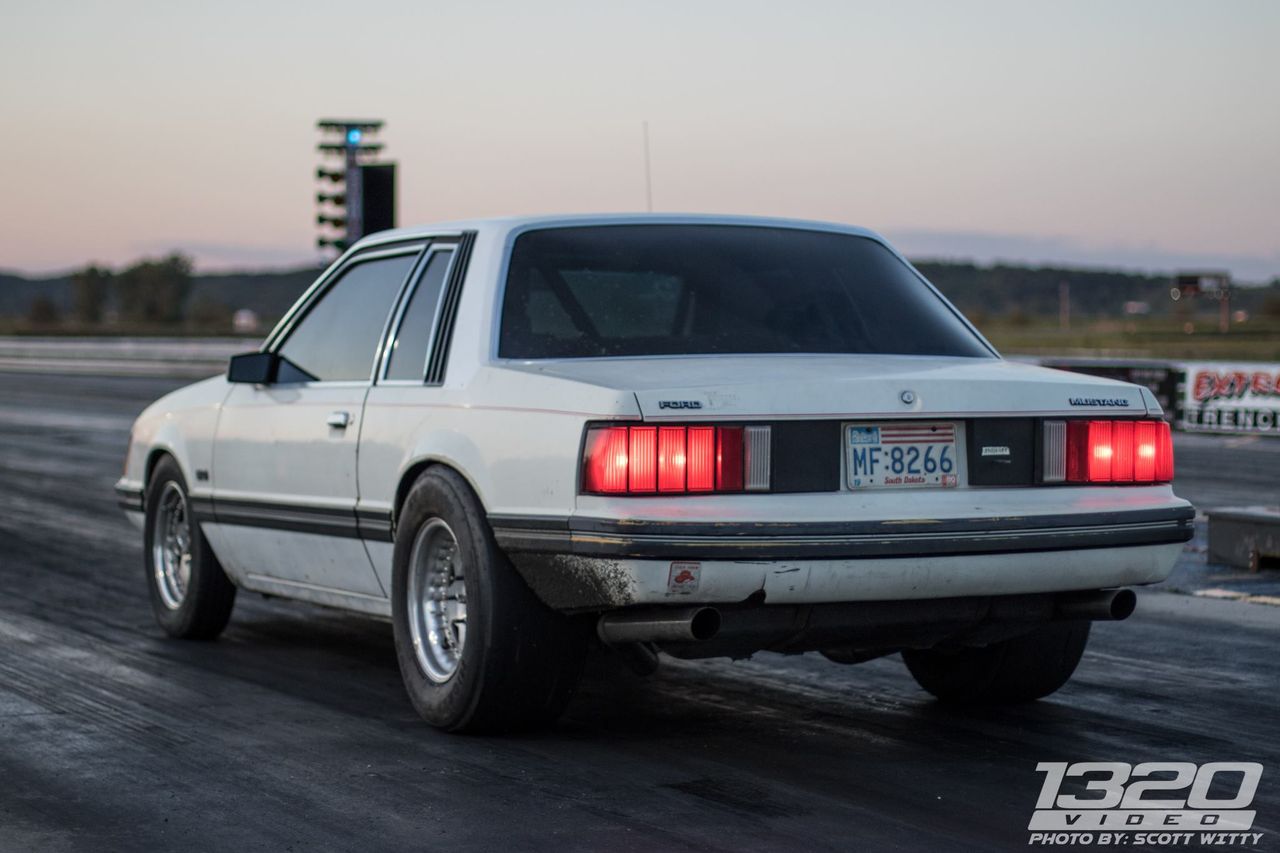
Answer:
top-left (115, 484), bottom-right (144, 512)
top-left (425, 230), bottom-right (476, 385)
top-left (187, 498), bottom-right (395, 542)
top-left (212, 499), bottom-right (361, 539)
top-left (357, 508), bottom-right (395, 543)
top-left (189, 495), bottom-right (216, 520)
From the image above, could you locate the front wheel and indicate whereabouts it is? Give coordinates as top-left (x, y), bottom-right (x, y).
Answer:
top-left (391, 467), bottom-right (587, 732)
top-left (902, 621), bottom-right (1090, 704)
top-left (143, 456), bottom-right (237, 639)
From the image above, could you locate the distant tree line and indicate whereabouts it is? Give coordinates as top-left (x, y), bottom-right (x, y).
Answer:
top-left (4, 254), bottom-right (1277, 333)
top-left (22, 253), bottom-right (196, 328)
top-left (914, 261), bottom-right (1280, 324)
top-left (6, 253), bottom-right (321, 333)
top-left (70, 253), bottom-right (192, 325)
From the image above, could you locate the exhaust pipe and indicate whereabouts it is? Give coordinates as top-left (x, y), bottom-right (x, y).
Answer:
top-left (597, 606), bottom-right (721, 645)
top-left (1055, 588), bottom-right (1137, 622)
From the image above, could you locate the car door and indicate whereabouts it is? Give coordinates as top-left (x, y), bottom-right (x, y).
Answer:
top-left (205, 245), bottom-right (422, 600)
top-left (356, 242), bottom-right (463, 592)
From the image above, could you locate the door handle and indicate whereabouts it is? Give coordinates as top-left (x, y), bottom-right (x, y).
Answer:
top-left (326, 410), bottom-right (351, 429)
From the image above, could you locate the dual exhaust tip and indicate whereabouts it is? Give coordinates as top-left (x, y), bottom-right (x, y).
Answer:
top-left (595, 588), bottom-right (1136, 647)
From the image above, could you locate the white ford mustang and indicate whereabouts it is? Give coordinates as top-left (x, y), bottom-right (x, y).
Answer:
top-left (116, 214), bottom-right (1192, 731)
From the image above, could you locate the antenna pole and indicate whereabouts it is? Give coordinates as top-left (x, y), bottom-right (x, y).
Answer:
top-left (642, 120), bottom-right (653, 212)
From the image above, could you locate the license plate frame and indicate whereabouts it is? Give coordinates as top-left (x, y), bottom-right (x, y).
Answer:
top-left (845, 421), bottom-right (962, 490)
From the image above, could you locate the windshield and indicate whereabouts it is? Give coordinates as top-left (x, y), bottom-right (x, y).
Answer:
top-left (498, 225), bottom-right (992, 359)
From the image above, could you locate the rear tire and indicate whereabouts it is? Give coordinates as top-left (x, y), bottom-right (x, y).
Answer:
top-left (144, 456), bottom-right (236, 639)
top-left (902, 621), bottom-right (1090, 704)
top-left (391, 467), bottom-right (587, 733)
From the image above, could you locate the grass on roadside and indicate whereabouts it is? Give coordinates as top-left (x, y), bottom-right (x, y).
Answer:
top-left (979, 316), bottom-right (1280, 361)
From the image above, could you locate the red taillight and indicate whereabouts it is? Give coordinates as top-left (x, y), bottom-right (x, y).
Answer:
top-left (657, 427), bottom-right (686, 492)
top-left (1110, 420), bottom-right (1134, 482)
top-left (582, 426), bottom-right (629, 493)
top-left (686, 426), bottom-right (716, 492)
top-left (628, 426), bottom-right (657, 492)
top-left (716, 427), bottom-right (745, 491)
top-left (1133, 420), bottom-right (1157, 482)
top-left (1059, 419), bottom-right (1172, 484)
top-left (582, 424), bottom-right (764, 495)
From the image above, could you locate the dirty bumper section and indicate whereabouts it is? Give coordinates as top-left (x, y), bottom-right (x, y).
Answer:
top-left (490, 508), bottom-right (1194, 610)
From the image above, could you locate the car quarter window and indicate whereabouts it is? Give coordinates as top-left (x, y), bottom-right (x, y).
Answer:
top-left (276, 252), bottom-right (419, 382)
top-left (384, 248), bottom-right (455, 381)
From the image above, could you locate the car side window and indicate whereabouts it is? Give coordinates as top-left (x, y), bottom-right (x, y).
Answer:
top-left (277, 252), bottom-right (418, 382)
top-left (384, 249), bottom-right (454, 381)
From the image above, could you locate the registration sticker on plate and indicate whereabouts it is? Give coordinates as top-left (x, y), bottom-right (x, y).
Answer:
top-left (846, 422), bottom-right (960, 489)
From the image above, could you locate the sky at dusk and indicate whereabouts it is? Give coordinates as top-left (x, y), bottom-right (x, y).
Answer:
top-left (2, 0), bottom-right (1277, 280)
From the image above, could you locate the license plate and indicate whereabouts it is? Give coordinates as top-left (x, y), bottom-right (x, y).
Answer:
top-left (846, 422), bottom-right (960, 489)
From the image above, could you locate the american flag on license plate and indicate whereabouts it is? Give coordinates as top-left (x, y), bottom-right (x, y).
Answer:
top-left (879, 424), bottom-right (955, 445)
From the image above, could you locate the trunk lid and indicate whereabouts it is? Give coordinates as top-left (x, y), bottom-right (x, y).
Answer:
top-left (505, 355), bottom-right (1151, 420)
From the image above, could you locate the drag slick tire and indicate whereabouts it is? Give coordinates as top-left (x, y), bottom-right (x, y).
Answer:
top-left (144, 456), bottom-right (237, 639)
top-left (391, 467), bottom-right (587, 733)
top-left (902, 621), bottom-right (1090, 704)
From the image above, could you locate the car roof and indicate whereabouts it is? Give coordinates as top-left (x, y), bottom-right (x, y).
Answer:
top-left (350, 213), bottom-right (887, 251)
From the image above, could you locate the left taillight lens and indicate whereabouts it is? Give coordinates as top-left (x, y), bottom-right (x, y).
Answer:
top-left (1045, 419), bottom-right (1173, 484)
top-left (582, 424), bottom-right (768, 495)
top-left (582, 426), bottom-right (631, 494)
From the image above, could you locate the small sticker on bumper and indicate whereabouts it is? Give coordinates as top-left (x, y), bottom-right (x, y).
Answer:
top-left (668, 561), bottom-right (700, 594)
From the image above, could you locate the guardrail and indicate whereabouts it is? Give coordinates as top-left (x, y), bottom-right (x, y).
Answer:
top-left (0, 336), bottom-right (252, 378)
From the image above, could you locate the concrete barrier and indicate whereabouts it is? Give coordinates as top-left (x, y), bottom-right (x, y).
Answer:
top-left (1207, 507), bottom-right (1280, 571)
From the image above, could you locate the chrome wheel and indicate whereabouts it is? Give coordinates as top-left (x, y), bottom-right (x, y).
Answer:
top-left (151, 481), bottom-right (191, 610)
top-left (407, 518), bottom-right (467, 683)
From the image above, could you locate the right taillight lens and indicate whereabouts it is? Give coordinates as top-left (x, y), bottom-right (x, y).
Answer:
top-left (582, 424), bottom-right (770, 495)
top-left (1045, 419), bottom-right (1173, 484)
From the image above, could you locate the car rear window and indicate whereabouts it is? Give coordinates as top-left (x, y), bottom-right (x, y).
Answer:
top-left (498, 225), bottom-right (992, 359)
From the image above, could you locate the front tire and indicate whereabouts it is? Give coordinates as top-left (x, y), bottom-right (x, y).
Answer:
top-left (143, 456), bottom-right (237, 639)
top-left (391, 467), bottom-right (587, 733)
top-left (902, 621), bottom-right (1090, 704)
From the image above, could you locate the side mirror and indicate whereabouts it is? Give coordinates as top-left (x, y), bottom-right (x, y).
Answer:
top-left (227, 351), bottom-right (280, 384)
